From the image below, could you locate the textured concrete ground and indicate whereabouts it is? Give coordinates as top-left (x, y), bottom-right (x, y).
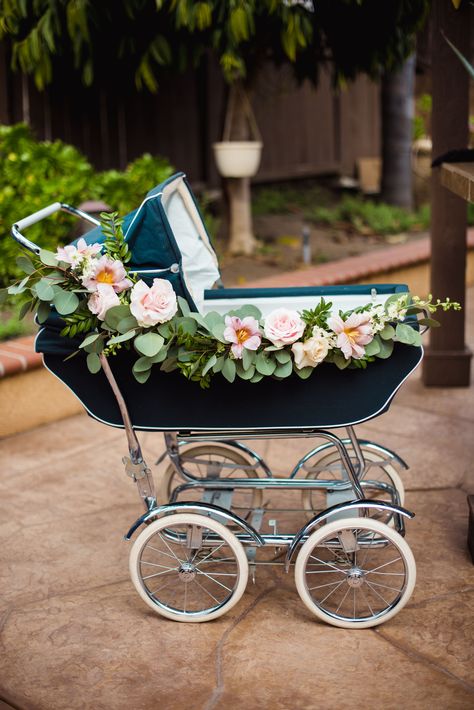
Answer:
top-left (1, 292), bottom-right (473, 710)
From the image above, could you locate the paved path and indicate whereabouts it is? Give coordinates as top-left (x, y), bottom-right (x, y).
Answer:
top-left (0, 293), bottom-right (473, 710)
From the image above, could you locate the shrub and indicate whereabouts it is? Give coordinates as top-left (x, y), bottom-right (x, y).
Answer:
top-left (0, 124), bottom-right (174, 287)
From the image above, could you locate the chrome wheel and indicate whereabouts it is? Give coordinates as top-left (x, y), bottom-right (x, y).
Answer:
top-left (294, 517), bottom-right (416, 628)
top-left (129, 513), bottom-right (248, 622)
top-left (159, 444), bottom-right (264, 518)
top-left (301, 445), bottom-right (405, 524)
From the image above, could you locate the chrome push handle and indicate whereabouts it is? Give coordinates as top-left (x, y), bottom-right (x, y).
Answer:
top-left (11, 202), bottom-right (101, 254)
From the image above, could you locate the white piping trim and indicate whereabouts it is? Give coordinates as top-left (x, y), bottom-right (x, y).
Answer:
top-left (37, 327), bottom-right (424, 433)
top-left (123, 191), bottom-right (164, 240)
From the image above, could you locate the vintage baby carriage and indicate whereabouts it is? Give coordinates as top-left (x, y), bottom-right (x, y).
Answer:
top-left (12, 172), bottom-right (423, 628)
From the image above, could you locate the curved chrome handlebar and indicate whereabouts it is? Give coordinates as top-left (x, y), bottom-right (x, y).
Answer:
top-left (11, 202), bottom-right (101, 254)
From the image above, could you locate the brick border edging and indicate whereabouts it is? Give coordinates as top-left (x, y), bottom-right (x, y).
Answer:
top-left (2, 230), bottom-right (474, 378)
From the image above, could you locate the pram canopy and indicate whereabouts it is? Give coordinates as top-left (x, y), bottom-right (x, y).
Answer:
top-left (36, 173), bottom-right (423, 432)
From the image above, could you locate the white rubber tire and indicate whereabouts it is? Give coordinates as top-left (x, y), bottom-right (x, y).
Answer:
top-left (129, 513), bottom-right (249, 622)
top-left (294, 516), bottom-right (416, 629)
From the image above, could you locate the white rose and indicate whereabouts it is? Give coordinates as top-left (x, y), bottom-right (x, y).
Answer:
top-left (264, 308), bottom-right (305, 347)
top-left (87, 283), bottom-right (121, 321)
top-left (130, 278), bottom-right (178, 327)
top-left (291, 328), bottom-right (330, 369)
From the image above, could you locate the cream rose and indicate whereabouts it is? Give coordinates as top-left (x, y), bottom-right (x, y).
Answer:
top-left (87, 283), bottom-right (121, 321)
top-left (291, 328), bottom-right (330, 369)
top-left (264, 308), bottom-right (305, 347)
top-left (130, 278), bottom-right (178, 327)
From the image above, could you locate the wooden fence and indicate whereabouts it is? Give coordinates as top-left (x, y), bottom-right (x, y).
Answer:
top-left (0, 45), bottom-right (381, 188)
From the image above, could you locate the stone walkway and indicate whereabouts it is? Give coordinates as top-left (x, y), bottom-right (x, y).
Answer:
top-left (1, 294), bottom-right (473, 710)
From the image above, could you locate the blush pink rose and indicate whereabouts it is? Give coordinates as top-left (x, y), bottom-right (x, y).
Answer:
top-left (130, 278), bottom-right (178, 327)
top-left (82, 255), bottom-right (132, 293)
top-left (264, 308), bottom-right (305, 347)
top-left (87, 283), bottom-right (121, 321)
top-left (327, 312), bottom-right (374, 360)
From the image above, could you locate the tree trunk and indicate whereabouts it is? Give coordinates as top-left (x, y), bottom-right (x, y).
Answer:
top-left (224, 82), bottom-right (257, 256)
top-left (381, 54), bottom-right (416, 209)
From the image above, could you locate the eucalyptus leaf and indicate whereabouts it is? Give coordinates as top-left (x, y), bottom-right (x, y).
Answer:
top-left (151, 347), bottom-right (168, 364)
top-left (376, 338), bottom-right (394, 359)
top-left (334, 353), bottom-right (350, 370)
top-left (133, 368), bottom-right (152, 383)
top-left (19, 299), bottom-right (33, 320)
top-left (250, 372), bottom-right (264, 383)
top-left (39, 249), bottom-right (58, 266)
top-left (242, 347), bottom-right (256, 370)
top-left (395, 323), bottom-right (419, 346)
top-left (211, 322), bottom-right (227, 343)
top-left (364, 338), bottom-right (381, 357)
top-left (213, 356), bottom-right (225, 373)
top-left (294, 366), bottom-right (313, 379)
top-left (9, 275), bottom-right (31, 295)
top-left (204, 311), bottom-right (223, 329)
top-left (187, 311), bottom-right (209, 329)
top-left (134, 332), bottom-right (164, 357)
top-left (161, 356), bottom-right (178, 373)
top-left (16, 255), bottom-right (35, 274)
top-left (37, 300), bottom-right (51, 324)
top-left (177, 317), bottom-right (198, 336)
top-left (222, 357), bottom-right (236, 383)
top-left (236, 363), bottom-right (255, 380)
top-left (255, 352), bottom-right (276, 376)
top-left (202, 354), bottom-right (217, 376)
top-left (86, 352), bottom-right (101, 374)
top-left (133, 356), bottom-right (154, 373)
top-left (177, 296), bottom-right (190, 316)
top-left (104, 304), bottom-right (132, 329)
top-left (79, 332), bottom-right (101, 349)
top-left (53, 290), bottom-right (79, 315)
top-left (35, 278), bottom-right (55, 301)
top-left (379, 324), bottom-right (395, 340)
top-left (274, 360), bottom-right (293, 378)
top-left (107, 330), bottom-right (137, 345)
top-left (117, 315), bottom-right (138, 334)
top-left (229, 305), bottom-right (262, 320)
top-left (274, 349), bottom-right (291, 365)
top-left (418, 317), bottom-right (440, 328)
top-left (158, 322), bottom-right (173, 338)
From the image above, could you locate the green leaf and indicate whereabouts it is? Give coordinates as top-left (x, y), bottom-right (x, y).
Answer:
top-left (250, 372), bottom-right (264, 383)
top-left (158, 322), bottom-right (173, 338)
top-left (53, 289), bottom-right (79, 315)
top-left (8, 276), bottom-right (30, 295)
top-left (104, 304), bottom-right (132, 329)
top-left (133, 368), bottom-right (152, 384)
top-left (204, 311), bottom-right (223, 330)
top-left (294, 366), bottom-right (313, 380)
top-left (418, 317), bottom-right (440, 328)
top-left (35, 278), bottom-right (55, 301)
top-left (37, 300), bottom-right (51, 324)
top-left (39, 249), bottom-right (58, 266)
top-left (133, 356), bottom-right (153, 373)
top-left (117, 315), bottom-right (138, 334)
top-left (379, 324), bottom-right (395, 340)
top-left (334, 353), bottom-right (350, 370)
top-left (107, 330), bottom-right (137, 345)
top-left (229, 305), bottom-right (262, 321)
top-left (236, 363), bottom-right (255, 380)
top-left (187, 311), bottom-right (209, 329)
top-left (86, 352), bottom-right (101, 374)
top-left (242, 347), bottom-right (256, 370)
top-left (134, 332), bottom-right (164, 357)
top-left (79, 332), bottom-right (100, 349)
top-left (177, 296), bottom-right (190, 316)
top-left (274, 349), bottom-right (291, 365)
top-left (395, 323), bottom-right (420, 346)
top-left (0, 288), bottom-right (8, 304)
top-left (18, 299), bottom-right (33, 320)
top-left (16, 255), bottom-right (35, 274)
top-left (376, 339), bottom-right (394, 359)
top-left (274, 360), bottom-right (293, 378)
top-left (202, 354), bottom-right (217, 376)
top-left (177, 317), bottom-right (198, 336)
top-left (384, 293), bottom-right (403, 314)
top-left (364, 338), bottom-right (381, 357)
top-left (161, 357), bottom-right (178, 373)
top-left (211, 322), bottom-right (227, 343)
top-left (213, 356), bottom-right (225, 373)
top-left (222, 357), bottom-right (236, 383)
top-left (255, 352), bottom-right (276, 376)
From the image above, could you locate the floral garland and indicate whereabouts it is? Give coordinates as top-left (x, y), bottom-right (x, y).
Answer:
top-left (5, 213), bottom-right (460, 388)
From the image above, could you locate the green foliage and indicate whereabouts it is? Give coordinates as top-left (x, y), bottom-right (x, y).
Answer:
top-left (252, 183), bottom-right (328, 216)
top-left (101, 212), bottom-right (131, 264)
top-left (413, 93), bottom-right (432, 140)
top-left (0, 124), bottom-right (174, 288)
top-left (306, 196), bottom-right (430, 236)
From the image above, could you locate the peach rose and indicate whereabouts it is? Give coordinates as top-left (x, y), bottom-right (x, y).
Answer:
top-left (87, 283), bottom-right (121, 321)
top-left (291, 328), bottom-right (330, 369)
top-left (130, 278), bottom-right (178, 327)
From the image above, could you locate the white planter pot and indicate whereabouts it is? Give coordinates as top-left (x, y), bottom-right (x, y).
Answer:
top-left (212, 141), bottom-right (263, 178)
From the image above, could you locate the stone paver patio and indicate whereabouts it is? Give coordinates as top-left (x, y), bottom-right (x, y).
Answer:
top-left (0, 291), bottom-right (473, 710)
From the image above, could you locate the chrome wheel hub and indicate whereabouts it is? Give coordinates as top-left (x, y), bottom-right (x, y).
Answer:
top-left (178, 562), bottom-right (196, 582)
top-left (346, 568), bottom-right (365, 588)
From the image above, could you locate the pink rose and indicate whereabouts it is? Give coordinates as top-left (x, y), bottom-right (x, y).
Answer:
top-left (264, 308), bottom-right (305, 347)
top-left (87, 283), bottom-right (121, 321)
top-left (82, 255), bottom-right (133, 293)
top-left (130, 278), bottom-right (178, 327)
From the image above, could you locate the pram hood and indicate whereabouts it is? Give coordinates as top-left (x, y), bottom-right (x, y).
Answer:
top-left (78, 172), bottom-right (220, 311)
